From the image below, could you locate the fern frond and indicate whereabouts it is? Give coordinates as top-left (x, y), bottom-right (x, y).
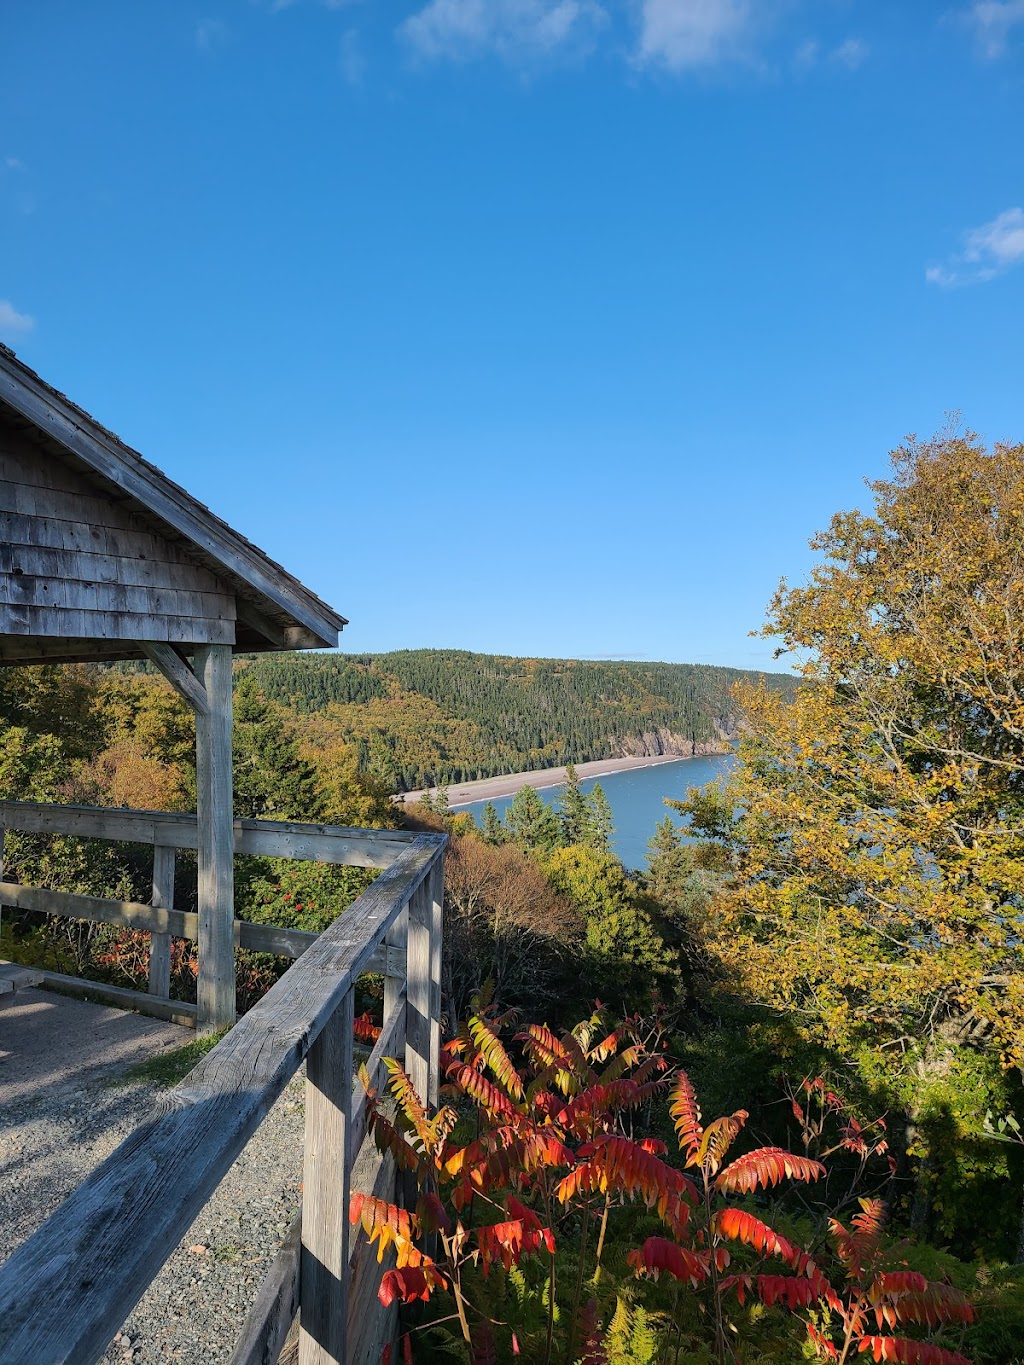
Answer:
top-left (559, 1135), bottom-right (698, 1221)
top-left (870, 1276), bottom-right (974, 1330)
top-left (518, 1025), bottom-right (582, 1096)
top-left (668, 1072), bottom-right (703, 1159)
top-left (715, 1146), bottom-right (826, 1194)
top-left (446, 1063), bottom-right (520, 1121)
top-left (856, 1338), bottom-right (972, 1364)
top-left (468, 1013), bottom-right (525, 1101)
top-left (628, 1236), bottom-right (708, 1286)
top-left (693, 1111), bottom-right (748, 1174)
top-left (384, 1058), bottom-right (435, 1151)
top-left (714, 1207), bottom-right (816, 1274)
top-left (829, 1198), bottom-right (886, 1278)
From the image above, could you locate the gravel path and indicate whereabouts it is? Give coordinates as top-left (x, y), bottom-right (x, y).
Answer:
top-left (1, 987), bottom-right (306, 1364)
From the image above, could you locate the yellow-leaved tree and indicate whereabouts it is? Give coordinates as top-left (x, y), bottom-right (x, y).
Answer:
top-left (678, 430), bottom-right (1024, 1243)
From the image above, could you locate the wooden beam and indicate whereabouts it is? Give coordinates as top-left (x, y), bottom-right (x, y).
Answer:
top-left (195, 643), bottom-right (235, 1032)
top-left (142, 643), bottom-right (209, 716)
top-left (0, 878), bottom-right (399, 967)
top-left (0, 800), bottom-right (424, 870)
top-left (0, 837), bottom-right (440, 1365)
top-left (299, 987), bottom-right (355, 1365)
top-left (148, 845), bottom-right (175, 998)
top-left (38, 970), bottom-right (198, 1027)
top-left (405, 879), bottom-right (432, 1107)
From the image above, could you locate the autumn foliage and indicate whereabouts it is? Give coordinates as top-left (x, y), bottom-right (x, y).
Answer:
top-left (348, 1005), bottom-right (976, 1365)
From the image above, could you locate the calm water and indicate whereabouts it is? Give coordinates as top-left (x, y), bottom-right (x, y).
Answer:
top-left (456, 754), bottom-right (734, 870)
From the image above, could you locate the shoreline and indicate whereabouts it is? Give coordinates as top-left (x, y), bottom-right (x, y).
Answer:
top-left (398, 751), bottom-right (721, 809)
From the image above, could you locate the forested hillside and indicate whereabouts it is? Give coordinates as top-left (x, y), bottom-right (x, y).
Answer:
top-left (239, 649), bottom-right (796, 791)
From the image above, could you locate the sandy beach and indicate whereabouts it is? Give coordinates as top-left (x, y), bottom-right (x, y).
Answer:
top-left (399, 753), bottom-right (704, 808)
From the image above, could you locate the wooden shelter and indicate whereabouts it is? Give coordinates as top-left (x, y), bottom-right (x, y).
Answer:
top-left (0, 346), bottom-right (446, 1364)
top-left (0, 343), bottom-right (346, 1029)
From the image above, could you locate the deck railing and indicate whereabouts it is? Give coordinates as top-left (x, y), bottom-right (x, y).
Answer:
top-left (0, 799), bottom-right (430, 1024)
top-left (0, 799), bottom-right (446, 1365)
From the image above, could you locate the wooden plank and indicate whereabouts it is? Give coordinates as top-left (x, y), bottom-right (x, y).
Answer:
top-left (0, 369), bottom-right (346, 643)
top-left (0, 538), bottom-right (228, 593)
top-left (405, 880), bottom-right (432, 1107)
top-left (0, 801), bottom-right (420, 868)
top-left (37, 970), bottom-right (198, 1027)
top-left (0, 510), bottom-right (211, 565)
top-left (148, 845), bottom-right (175, 998)
top-left (0, 837), bottom-right (440, 1365)
top-left (427, 856), bottom-right (444, 1108)
top-left (346, 1149), bottom-right (399, 1365)
top-left (0, 573), bottom-right (236, 620)
top-left (0, 881), bottom-right (194, 938)
top-left (0, 875), bottom-right (381, 964)
top-left (143, 643), bottom-right (210, 717)
top-left (299, 987), bottom-right (354, 1365)
top-left (0, 604), bottom-right (236, 645)
top-left (0, 960), bottom-right (44, 993)
top-left (228, 1215), bottom-right (301, 1365)
top-left (195, 644), bottom-right (235, 1033)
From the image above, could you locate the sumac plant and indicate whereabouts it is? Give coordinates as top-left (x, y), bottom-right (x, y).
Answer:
top-left (352, 1006), bottom-right (671, 1365)
top-left (628, 1070), bottom-right (827, 1363)
top-left (802, 1199), bottom-right (974, 1365)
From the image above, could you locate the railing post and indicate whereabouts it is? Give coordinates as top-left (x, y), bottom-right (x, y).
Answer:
top-left (299, 986), bottom-right (355, 1365)
top-left (383, 907), bottom-right (407, 1025)
top-left (427, 853), bottom-right (444, 1108)
top-left (406, 875), bottom-right (432, 1107)
top-left (148, 844), bottom-right (175, 999)
top-left (194, 643), bottom-right (235, 1032)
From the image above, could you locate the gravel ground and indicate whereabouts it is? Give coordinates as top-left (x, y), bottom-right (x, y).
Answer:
top-left (1, 987), bottom-right (306, 1365)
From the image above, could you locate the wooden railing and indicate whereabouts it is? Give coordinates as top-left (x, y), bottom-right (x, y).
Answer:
top-left (0, 800), bottom-right (446, 1365)
top-left (0, 799), bottom-right (427, 1024)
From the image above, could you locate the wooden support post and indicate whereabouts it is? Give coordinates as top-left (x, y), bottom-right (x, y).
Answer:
top-left (300, 987), bottom-right (355, 1365)
top-left (406, 876), bottom-right (432, 1108)
top-left (383, 906), bottom-right (408, 1044)
top-left (194, 643), bottom-right (235, 1032)
top-left (427, 854), bottom-right (444, 1108)
top-left (148, 844), bottom-right (175, 999)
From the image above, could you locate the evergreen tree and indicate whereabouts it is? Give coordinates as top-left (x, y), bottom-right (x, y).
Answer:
top-left (434, 785), bottom-right (451, 817)
top-left (232, 676), bottom-right (320, 820)
top-left (479, 802), bottom-right (505, 844)
top-left (648, 815), bottom-right (682, 860)
top-left (504, 785), bottom-right (561, 853)
top-left (585, 782), bottom-right (614, 853)
top-left (557, 763), bottom-right (589, 846)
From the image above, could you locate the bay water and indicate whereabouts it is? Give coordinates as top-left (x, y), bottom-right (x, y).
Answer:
top-left (455, 753), bottom-right (734, 870)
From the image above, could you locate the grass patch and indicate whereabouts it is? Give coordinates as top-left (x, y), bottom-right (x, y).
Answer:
top-left (123, 1029), bottom-right (227, 1088)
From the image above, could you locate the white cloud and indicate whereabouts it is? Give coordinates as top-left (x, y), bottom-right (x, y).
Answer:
top-left (636, 0), bottom-right (751, 71)
top-left (927, 207), bottom-right (1024, 287)
top-left (0, 300), bottom-right (35, 338)
top-left (196, 18), bottom-right (229, 51)
top-left (831, 36), bottom-right (867, 69)
top-left (400, 0), bottom-right (607, 64)
top-left (966, 0), bottom-right (1024, 58)
top-left (4, 156), bottom-right (24, 171)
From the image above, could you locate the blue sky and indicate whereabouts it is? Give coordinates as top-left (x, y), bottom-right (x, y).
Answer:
top-left (2, 2), bottom-right (1023, 671)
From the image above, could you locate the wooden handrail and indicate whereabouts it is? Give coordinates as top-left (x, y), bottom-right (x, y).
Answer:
top-left (0, 800), bottom-right (421, 869)
top-left (0, 833), bottom-right (446, 1365)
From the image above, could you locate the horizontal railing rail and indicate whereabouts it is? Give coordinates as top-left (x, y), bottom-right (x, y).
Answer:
top-left (0, 799), bottom-right (422, 868)
top-left (0, 800), bottom-right (419, 1022)
top-left (0, 829), bottom-right (446, 1365)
